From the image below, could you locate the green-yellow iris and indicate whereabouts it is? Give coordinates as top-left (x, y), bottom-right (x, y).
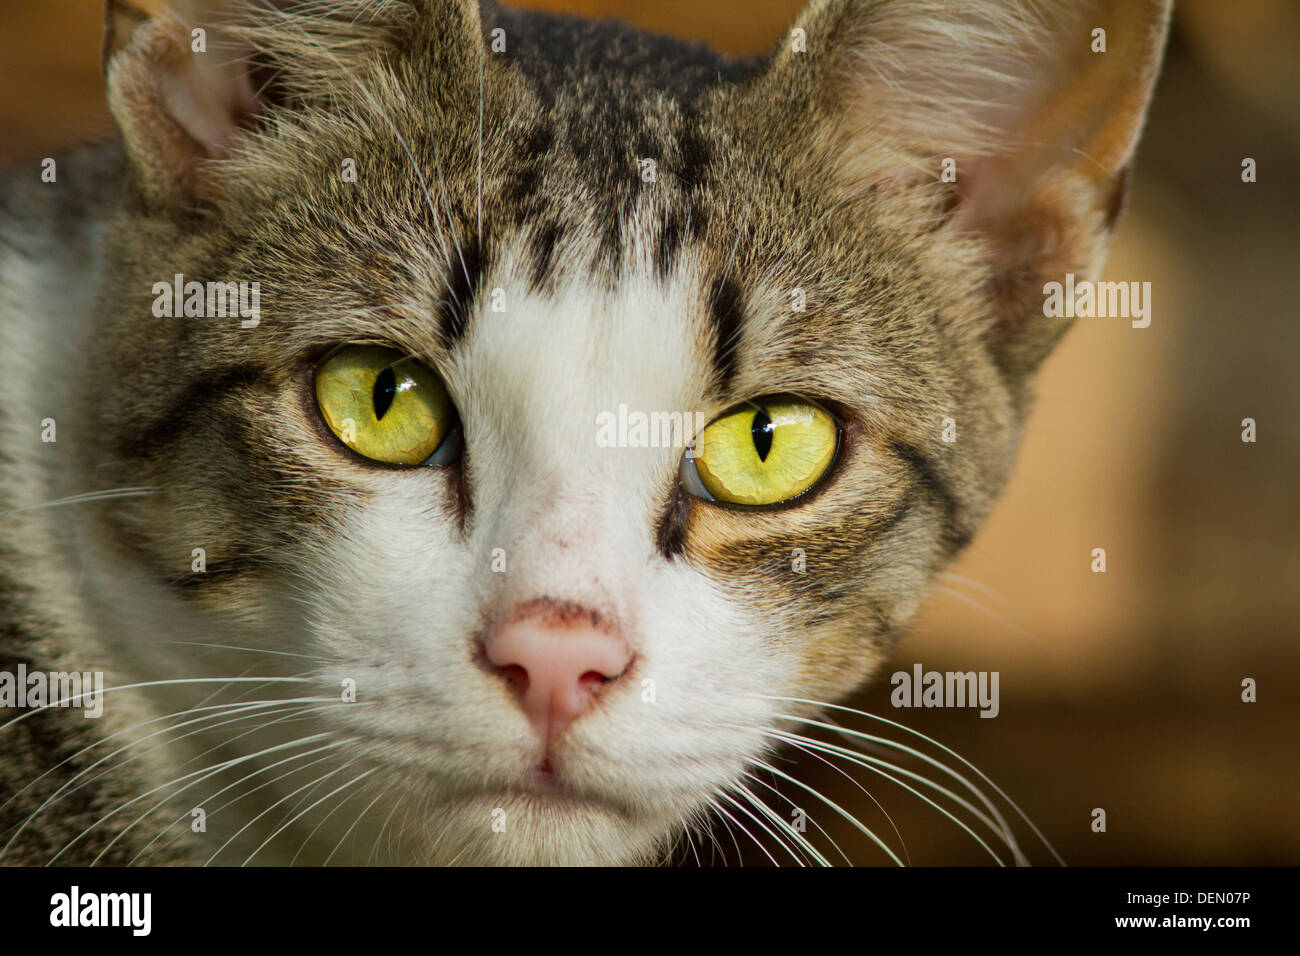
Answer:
top-left (692, 398), bottom-right (838, 506)
top-left (314, 346), bottom-right (456, 466)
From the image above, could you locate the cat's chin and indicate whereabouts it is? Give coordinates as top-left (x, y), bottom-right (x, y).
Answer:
top-left (399, 787), bottom-right (675, 866)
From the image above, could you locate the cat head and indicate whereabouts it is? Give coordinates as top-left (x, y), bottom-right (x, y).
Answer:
top-left (87, 0), bottom-right (1169, 863)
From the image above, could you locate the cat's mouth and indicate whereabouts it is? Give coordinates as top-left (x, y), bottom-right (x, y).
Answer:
top-left (499, 754), bottom-right (652, 820)
top-left (534, 758), bottom-right (558, 788)
top-left (515, 759), bottom-right (616, 808)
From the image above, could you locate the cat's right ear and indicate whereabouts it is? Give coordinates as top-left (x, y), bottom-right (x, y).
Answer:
top-left (104, 0), bottom-right (261, 208)
top-left (102, 0), bottom-right (480, 210)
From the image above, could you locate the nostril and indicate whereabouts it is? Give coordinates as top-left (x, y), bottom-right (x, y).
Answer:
top-left (578, 670), bottom-right (612, 693)
top-left (500, 663), bottom-right (530, 696)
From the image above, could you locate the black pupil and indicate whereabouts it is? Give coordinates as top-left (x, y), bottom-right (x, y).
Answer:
top-left (373, 366), bottom-right (398, 420)
top-left (751, 408), bottom-right (774, 462)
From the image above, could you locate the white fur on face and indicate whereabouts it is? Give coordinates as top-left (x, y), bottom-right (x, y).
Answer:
top-left (295, 241), bottom-right (792, 864)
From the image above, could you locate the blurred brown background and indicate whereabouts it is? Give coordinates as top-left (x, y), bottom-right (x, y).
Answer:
top-left (3, 0), bottom-right (1296, 865)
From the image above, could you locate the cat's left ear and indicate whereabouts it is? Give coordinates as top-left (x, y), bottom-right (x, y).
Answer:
top-left (764, 0), bottom-right (1172, 380)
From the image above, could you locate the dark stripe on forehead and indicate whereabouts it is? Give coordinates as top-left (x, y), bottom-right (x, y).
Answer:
top-left (117, 364), bottom-right (266, 461)
top-left (889, 439), bottom-right (973, 556)
top-left (655, 209), bottom-right (687, 280)
top-left (438, 232), bottom-right (485, 346)
top-left (596, 214), bottom-right (624, 278)
top-left (530, 221), bottom-right (563, 289)
top-left (655, 107), bottom-right (711, 279)
top-left (502, 123), bottom-right (555, 213)
top-left (674, 104), bottom-right (710, 188)
top-left (709, 276), bottom-right (745, 395)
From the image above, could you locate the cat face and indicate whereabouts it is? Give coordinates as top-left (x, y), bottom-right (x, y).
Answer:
top-left (82, 0), bottom-right (1168, 863)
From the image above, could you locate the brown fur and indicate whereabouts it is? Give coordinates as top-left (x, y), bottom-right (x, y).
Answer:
top-left (0, 0), bottom-right (1169, 863)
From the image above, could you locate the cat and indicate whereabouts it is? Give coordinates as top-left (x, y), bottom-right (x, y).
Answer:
top-left (0, 0), bottom-right (1170, 865)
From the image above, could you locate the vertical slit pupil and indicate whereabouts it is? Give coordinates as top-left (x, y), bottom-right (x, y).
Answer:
top-left (373, 366), bottom-right (397, 420)
top-left (751, 408), bottom-right (774, 462)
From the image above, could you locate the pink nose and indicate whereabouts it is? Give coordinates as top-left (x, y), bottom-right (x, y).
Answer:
top-left (484, 602), bottom-right (632, 744)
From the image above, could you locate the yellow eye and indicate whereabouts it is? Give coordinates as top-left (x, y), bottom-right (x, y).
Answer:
top-left (314, 346), bottom-right (459, 466)
top-left (686, 397), bottom-right (838, 506)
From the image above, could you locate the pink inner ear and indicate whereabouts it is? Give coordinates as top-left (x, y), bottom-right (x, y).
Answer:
top-left (951, 151), bottom-right (1044, 237)
top-left (160, 50), bottom-right (259, 159)
top-left (107, 10), bottom-right (265, 205)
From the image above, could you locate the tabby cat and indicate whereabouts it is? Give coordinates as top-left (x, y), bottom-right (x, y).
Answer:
top-left (0, 0), bottom-right (1169, 864)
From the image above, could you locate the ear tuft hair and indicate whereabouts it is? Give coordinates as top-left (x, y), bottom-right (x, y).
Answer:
top-left (103, 0), bottom-right (424, 208)
top-left (763, 0), bottom-right (1172, 382)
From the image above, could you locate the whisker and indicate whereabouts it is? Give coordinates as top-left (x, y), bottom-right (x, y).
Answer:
top-left (315, 789), bottom-right (385, 866)
top-left (767, 729), bottom-right (1009, 865)
top-left (744, 760), bottom-right (865, 866)
top-left (1, 487), bottom-right (158, 516)
top-left (932, 583), bottom-right (1036, 641)
top-left (91, 729), bottom-right (341, 867)
top-left (131, 739), bottom-right (343, 865)
top-left (708, 793), bottom-right (779, 867)
top-left (242, 766), bottom-right (376, 866)
top-left (748, 751), bottom-right (905, 866)
top-left (703, 795), bottom-right (744, 866)
top-left (775, 713), bottom-right (1024, 861)
top-left (153, 641), bottom-right (323, 661)
top-left (937, 571), bottom-right (1015, 607)
top-left (1, 698), bottom-right (333, 857)
top-left (243, 0), bottom-right (466, 303)
top-left (777, 725), bottom-right (1011, 845)
top-left (203, 751), bottom-right (355, 866)
top-left (716, 788), bottom-right (806, 866)
top-left (735, 777), bottom-right (832, 866)
top-left (673, 813), bottom-right (704, 868)
top-left (762, 729), bottom-right (912, 864)
top-left (0, 676), bottom-right (313, 734)
top-left (48, 733), bottom-right (337, 865)
top-left (758, 695), bottom-right (1062, 864)
top-left (363, 797), bottom-right (404, 866)
top-left (0, 696), bottom-right (318, 823)
top-left (129, 704), bottom-right (352, 864)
